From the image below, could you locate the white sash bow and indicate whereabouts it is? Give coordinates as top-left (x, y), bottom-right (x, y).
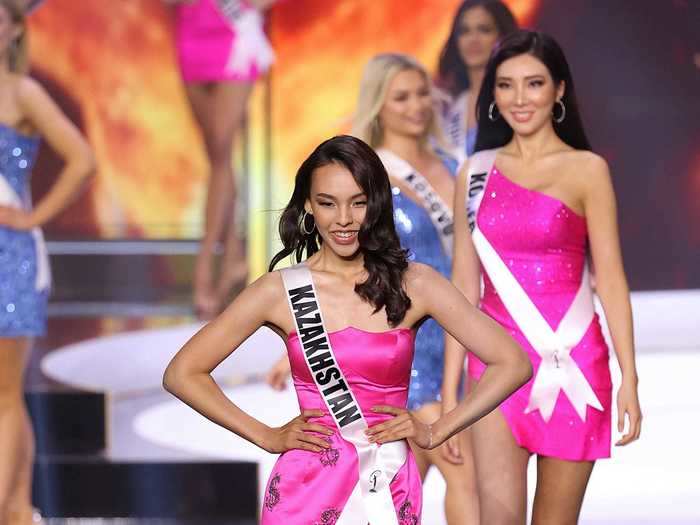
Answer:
top-left (467, 150), bottom-right (603, 422)
top-left (281, 264), bottom-right (407, 524)
top-left (0, 174), bottom-right (51, 292)
top-left (216, 0), bottom-right (275, 75)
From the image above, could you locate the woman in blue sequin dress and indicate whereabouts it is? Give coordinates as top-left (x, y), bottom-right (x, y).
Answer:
top-left (350, 53), bottom-right (477, 524)
top-left (0, 2), bottom-right (93, 523)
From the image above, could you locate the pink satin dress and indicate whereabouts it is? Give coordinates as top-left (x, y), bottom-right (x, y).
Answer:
top-left (174, 0), bottom-right (262, 83)
top-left (261, 327), bottom-right (423, 524)
top-left (468, 167), bottom-right (612, 461)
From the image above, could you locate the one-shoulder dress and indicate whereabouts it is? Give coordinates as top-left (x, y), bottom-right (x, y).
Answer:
top-left (468, 165), bottom-right (612, 461)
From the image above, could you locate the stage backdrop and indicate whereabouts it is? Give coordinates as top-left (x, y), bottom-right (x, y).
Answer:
top-left (27, 0), bottom-right (699, 288)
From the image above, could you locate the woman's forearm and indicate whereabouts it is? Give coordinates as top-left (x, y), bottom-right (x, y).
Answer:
top-left (433, 353), bottom-right (531, 445)
top-left (29, 156), bottom-right (94, 228)
top-left (441, 334), bottom-right (466, 409)
top-left (596, 276), bottom-right (637, 381)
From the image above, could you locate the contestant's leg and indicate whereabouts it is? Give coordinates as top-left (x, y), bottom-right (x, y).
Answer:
top-left (410, 401), bottom-right (479, 525)
top-left (0, 338), bottom-right (34, 524)
top-left (208, 81), bottom-right (253, 306)
top-left (531, 456), bottom-right (594, 525)
top-left (185, 81), bottom-right (252, 317)
top-left (471, 402), bottom-right (529, 525)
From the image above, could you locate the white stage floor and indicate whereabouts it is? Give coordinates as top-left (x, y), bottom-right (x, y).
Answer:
top-left (42, 290), bottom-right (700, 524)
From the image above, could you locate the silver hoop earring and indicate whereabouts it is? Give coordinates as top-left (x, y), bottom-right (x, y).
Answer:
top-left (299, 210), bottom-right (316, 236)
top-left (553, 100), bottom-right (566, 123)
top-left (488, 101), bottom-right (499, 122)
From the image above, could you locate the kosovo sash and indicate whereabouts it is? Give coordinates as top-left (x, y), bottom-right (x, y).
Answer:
top-left (377, 148), bottom-right (454, 256)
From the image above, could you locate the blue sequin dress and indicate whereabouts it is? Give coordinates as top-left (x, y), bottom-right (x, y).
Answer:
top-left (392, 152), bottom-right (458, 410)
top-left (0, 124), bottom-right (47, 337)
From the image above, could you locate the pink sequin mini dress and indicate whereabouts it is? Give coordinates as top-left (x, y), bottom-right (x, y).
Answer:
top-left (468, 166), bottom-right (612, 461)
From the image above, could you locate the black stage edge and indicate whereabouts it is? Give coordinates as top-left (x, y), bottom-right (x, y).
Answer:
top-left (33, 459), bottom-right (258, 520)
top-left (26, 391), bottom-right (106, 455)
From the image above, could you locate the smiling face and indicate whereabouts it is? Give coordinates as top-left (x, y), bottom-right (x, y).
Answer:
top-left (305, 163), bottom-right (368, 259)
top-left (378, 68), bottom-right (433, 141)
top-left (457, 6), bottom-right (500, 70)
top-left (493, 53), bottom-right (565, 137)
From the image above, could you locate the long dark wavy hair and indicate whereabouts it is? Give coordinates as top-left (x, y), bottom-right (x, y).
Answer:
top-left (269, 135), bottom-right (411, 326)
top-left (437, 0), bottom-right (518, 97)
top-left (474, 30), bottom-right (592, 152)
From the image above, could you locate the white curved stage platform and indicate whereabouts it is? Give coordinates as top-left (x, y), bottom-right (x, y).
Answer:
top-left (41, 290), bottom-right (700, 524)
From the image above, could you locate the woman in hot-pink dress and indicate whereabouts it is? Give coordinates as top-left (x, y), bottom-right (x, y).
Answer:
top-left (444, 30), bottom-right (642, 524)
top-left (164, 135), bottom-right (531, 523)
top-left (167, 0), bottom-right (275, 317)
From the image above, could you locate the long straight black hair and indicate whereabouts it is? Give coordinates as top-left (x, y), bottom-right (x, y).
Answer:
top-left (269, 135), bottom-right (411, 326)
top-left (437, 0), bottom-right (518, 97)
top-left (474, 30), bottom-right (592, 152)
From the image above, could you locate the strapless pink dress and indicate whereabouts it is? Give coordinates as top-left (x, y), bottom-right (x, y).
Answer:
top-left (468, 167), bottom-right (612, 461)
top-left (261, 327), bottom-right (423, 524)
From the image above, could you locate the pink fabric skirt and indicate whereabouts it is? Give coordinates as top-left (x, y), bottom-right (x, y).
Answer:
top-left (469, 303), bottom-right (612, 461)
top-left (260, 427), bottom-right (422, 524)
top-left (174, 0), bottom-right (262, 83)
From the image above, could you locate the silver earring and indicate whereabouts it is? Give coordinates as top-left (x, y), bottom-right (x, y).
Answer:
top-left (553, 99), bottom-right (566, 123)
top-left (299, 210), bottom-right (316, 235)
top-left (488, 101), bottom-right (500, 122)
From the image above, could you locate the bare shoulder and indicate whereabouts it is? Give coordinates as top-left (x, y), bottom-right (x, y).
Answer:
top-left (567, 150), bottom-right (609, 177)
top-left (562, 150), bottom-right (612, 194)
top-left (246, 270), bottom-right (286, 304)
top-left (14, 75), bottom-right (50, 106)
top-left (403, 262), bottom-right (445, 297)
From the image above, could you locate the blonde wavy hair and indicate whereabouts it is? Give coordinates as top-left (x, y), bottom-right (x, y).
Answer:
top-left (0, 0), bottom-right (28, 74)
top-left (351, 53), bottom-right (447, 149)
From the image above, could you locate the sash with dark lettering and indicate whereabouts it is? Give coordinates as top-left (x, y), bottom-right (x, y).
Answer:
top-left (0, 175), bottom-right (50, 291)
top-left (377, 148), bottom-right (454, 256)
top-left (466, 150), bottom-right (603, 422)
top-left (281, 264), bottom-right (407, 524)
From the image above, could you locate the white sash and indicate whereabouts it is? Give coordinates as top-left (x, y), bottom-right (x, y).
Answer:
top-left (0, 174), bottom-right (51, 292)
top-left (281, 264), bottom-right (407, 524)
top-left (466, 150), bottom-right (603, 422)
top-left (444, 91), bottom-right (468, 164)
top-left (377, 148), bottom-right (454, 256)
top-left (216, 0), bottom-right (275, 75)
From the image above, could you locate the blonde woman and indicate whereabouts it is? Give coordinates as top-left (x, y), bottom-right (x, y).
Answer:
top-left (0, 1), bottom-right (94, 523)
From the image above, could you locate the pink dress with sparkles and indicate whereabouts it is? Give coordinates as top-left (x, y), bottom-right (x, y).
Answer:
top-left (261, 327), bottom-right (422, 524)
top-left (468, 167), bottom-right (612, 461)
top-left (174, 0), bottom-right (268, 83)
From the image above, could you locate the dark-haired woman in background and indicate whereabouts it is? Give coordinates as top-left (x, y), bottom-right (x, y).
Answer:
top-left (436, 0), bottom-right (517, 160)
top-left (444, 30), bottom-right (642, 523)
top-left (164, 135), bottom-right (531, 523)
